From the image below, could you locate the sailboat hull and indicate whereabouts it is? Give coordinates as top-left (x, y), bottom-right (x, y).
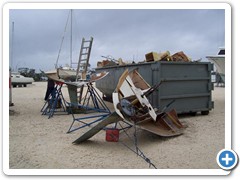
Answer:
top-left (206, 55), bottom-right (225, 82)
top-left (57, 68), bottom-right (76, 81)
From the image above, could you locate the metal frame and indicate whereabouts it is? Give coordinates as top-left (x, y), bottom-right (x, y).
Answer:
top-left (41, 83), bottom-right (68, 119)
top-left (67, 83), bottom-right (111, 133)
top-left (110, 120), bottom-right (132, 132)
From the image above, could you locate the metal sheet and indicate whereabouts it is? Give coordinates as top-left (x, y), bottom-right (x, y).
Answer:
top-left (73, 112), bottom-right (121, 144)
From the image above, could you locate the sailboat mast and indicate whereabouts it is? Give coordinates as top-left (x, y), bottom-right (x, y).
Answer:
top-left (70, 9), bottom-right (72, 68)
top-left (55, 10), bottom-right (71, 69)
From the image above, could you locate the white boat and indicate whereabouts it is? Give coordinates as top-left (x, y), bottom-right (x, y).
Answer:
top-left (44, 10), bottom-right (92, 82)
top-left (11, 73), bottom-right (34, 87)
top-left (44, 68), bottom-right (76, 82)
top-left (206, 47), bottom-right (225, 83)
top-left (57, 68), bottom-right (76, 81)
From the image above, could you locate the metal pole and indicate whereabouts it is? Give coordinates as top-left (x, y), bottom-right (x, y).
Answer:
top-left (10, 22), bottom-right (14, 106)
top-left (55, 11), bottom-right (71, 69)
top-left (11, 22), bottom-right (14, 71)
top-left (70, 9), bottom-right (72, 68)
top-left (9, 68), bottom-right (13, 106)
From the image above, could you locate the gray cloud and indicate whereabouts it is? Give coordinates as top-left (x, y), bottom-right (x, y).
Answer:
top-left (9, 9), bottom-right (225, 72)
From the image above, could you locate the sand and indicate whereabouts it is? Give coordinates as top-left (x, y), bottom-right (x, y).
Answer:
top-left (9, 82), bottom-right (225, 169)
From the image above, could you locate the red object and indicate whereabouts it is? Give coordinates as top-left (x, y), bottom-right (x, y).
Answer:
top-left (106, 129), bottom-right (119, 142)
top-left (55, 81), bottom-right (64, 85)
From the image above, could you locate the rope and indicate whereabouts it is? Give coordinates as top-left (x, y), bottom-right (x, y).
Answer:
top-left (55, 10), bottom-right (71, 69)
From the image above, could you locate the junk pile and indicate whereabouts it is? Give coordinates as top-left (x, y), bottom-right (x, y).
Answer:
top-left (145, 51), bottom-right (191, 62)
top-left (97, 58), bottom-right (126, 68)
top-left (97, 51), bottom-right (191, 68)
top-left (73, 69), bottom-right (186, 144)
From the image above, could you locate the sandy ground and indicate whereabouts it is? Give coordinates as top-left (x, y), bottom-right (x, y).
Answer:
top-left (9, 82), bottom-right (225, 169)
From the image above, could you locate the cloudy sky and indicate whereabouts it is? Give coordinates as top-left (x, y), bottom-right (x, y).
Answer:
top-left (9, 8), bottom-right (225, 72)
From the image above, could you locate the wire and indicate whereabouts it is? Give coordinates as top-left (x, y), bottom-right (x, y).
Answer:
top-left (55, 10), bottom-right (71, 69)
top-left (117, 122), bottom-right (157, 169)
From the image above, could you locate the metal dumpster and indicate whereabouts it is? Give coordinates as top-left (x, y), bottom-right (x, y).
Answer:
top-left (95, 61), bottom-right (214, 115)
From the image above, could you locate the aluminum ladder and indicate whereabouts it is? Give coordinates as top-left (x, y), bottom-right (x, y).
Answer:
top-left (75, 37), bottom-right (93, 81)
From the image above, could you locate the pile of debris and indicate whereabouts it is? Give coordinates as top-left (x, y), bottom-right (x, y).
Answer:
top-left (145, 51), bottom-right (191, 62)
top-left (97, 51), bottom-right (191, 68)
top-left (97, 58), bottom-right (126, 68)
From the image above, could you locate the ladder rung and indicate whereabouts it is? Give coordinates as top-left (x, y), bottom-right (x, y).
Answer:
top-left (83, 40), bottom-right (92, 43)
top-left (82, 47), bottom-right (89, 49)
top-left (81, 53), bottom-right (89, 56)
top-left (80, 59), bottom-right (87, 61)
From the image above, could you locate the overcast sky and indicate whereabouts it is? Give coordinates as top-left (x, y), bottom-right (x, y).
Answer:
top-left (9, 9), bottom-right (225, 72)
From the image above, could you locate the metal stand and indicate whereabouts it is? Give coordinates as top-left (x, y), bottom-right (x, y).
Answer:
top-left (110, 120), bottom-right (132, 132)
top-left (41, 82), bottom-right (68, 119)
top-left (67, 83), bottom-right (111, 133)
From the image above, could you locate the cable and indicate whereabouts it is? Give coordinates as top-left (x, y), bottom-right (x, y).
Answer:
top-left (55, 10), bottom-right (71, 69)
top-left (116, 122), bottom-right (157, 169)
